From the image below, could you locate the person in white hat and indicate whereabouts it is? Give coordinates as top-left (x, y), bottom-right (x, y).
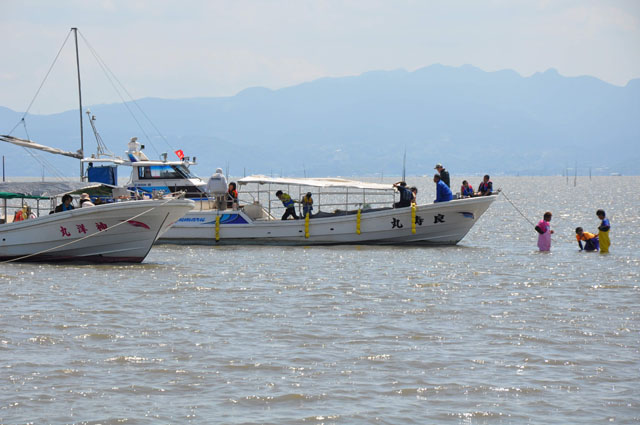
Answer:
top-left (79, 193), bottom-right (95, 207)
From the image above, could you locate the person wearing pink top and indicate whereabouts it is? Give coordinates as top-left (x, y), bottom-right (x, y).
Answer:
top-left (535, 211), bottom-right (554, 251)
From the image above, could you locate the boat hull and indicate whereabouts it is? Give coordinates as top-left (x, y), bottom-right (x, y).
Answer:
top-left (158, 196), bottom-right (496, 246)
top-left (0, 199), bottom-right (194, 263)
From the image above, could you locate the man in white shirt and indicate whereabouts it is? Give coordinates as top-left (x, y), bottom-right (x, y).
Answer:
top-left (207, 168), bottom-right (228, 210)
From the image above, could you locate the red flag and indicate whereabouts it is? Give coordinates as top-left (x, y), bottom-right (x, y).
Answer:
top-left (175, 149), bottom-right (185, 160)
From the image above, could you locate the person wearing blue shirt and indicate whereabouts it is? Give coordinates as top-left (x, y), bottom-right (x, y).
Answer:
top-left (461, 180), bottom-right (474, 198)
top-left (433, 174), bottom-right (452, 203)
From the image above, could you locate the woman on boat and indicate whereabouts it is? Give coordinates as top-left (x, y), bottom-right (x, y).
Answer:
top-left (227, 182), bottom-right (238, 210)
top-left (52, 194), bottom-right (75, 213)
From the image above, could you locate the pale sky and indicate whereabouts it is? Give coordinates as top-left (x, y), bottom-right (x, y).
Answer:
top-left (1, 0), bottom-right (639, 114)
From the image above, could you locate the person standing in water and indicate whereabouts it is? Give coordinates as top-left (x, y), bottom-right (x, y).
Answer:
top-left (535, 211), bottom-right (554, 251)
top-left (596, 209), bottom-right (611, 253)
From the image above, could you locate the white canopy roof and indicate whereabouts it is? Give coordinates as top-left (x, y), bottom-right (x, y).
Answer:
top-left (237, 175), bottom-right (393, 191)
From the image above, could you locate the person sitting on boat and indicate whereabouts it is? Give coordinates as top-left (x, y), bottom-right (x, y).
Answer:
top-left (207, 168), bottom-right (228, 210)
top-left (14, 205), bottom-right (36, 221)
top-left (79, 193), bottom-right (95, 207)
top-left (477, 175), bottom-right (493, 196)
top-left (410, 187), bottom-right (418, 205)
top-left (52, 194), bottom-right (75, 214)
top-left (433, 174), bottom-right (453, 203)
top-left (575, 227), bottom-right (599, 251)
top-left (276, 190), bottom-right (299, 220)
top-left (301, 192), bottom-right (313, 218)
top-left (227, 182), bottom-right (239, 210)
top-left (434, 163), bottom-right (450, 188)
top-left (393, 181), bottom-right (413, 208)
top-left (461, 180), bottom-right (474, 198)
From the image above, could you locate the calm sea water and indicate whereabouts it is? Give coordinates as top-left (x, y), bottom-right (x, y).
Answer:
top-left (1, 176), bottom-right (638, 424)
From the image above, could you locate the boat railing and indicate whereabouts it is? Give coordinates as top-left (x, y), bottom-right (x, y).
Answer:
top-left (1, 197), bottom-right (52, 224)
top-left (159, 185), bottom-right (399, 218)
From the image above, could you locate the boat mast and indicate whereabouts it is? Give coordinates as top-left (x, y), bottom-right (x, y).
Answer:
top-left (72, 27), bottom-right (85, 181)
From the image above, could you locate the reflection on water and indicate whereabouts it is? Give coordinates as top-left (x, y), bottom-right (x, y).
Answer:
top-left (1, 177), bottom-right (638, 424)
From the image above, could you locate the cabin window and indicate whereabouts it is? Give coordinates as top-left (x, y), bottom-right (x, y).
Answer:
top-left (138, 165), bottom-right (182, 179)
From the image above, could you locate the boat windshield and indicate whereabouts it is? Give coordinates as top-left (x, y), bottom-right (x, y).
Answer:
top-left (137, 164), bottom-right (196, 180)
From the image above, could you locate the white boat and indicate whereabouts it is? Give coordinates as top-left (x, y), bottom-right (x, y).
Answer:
top-left (0, 28), bottom-right (495, 247)
top-left (0, 136), bottom-right (497, 246)
top-left (0, 182), bottom-right (194, 263)
top-left (159, 175), bottom-right (497, 245)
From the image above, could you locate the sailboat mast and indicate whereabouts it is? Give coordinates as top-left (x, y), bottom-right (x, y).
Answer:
top-left (72, 27), bottom-right (85, 181)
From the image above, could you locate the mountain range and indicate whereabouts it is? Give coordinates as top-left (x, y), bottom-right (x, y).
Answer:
top-left (1, 64), bottom-right (639, 178)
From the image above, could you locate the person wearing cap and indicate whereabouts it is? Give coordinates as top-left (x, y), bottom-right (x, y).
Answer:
top-left (301, 192), bottom-right (313, 218)
top-left (79, 193), bottom-right (95, 207)
top-left (276, 190), bottom-right (299, 220)
top-left (207, 167), bottom-right (228, 210)
top-left (434, 163), bottom-right (450, 188)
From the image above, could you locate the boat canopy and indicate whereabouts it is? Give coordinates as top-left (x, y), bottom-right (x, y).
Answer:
top-left (0, 182), bottom-right (106, 198)
top-left (0, 191), bottom-right (49, 200)
top-left (238, 175), bottom-right (393, 191)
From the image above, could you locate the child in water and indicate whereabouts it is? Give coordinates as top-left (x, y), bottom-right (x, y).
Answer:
top-left (596, 209), bottom-right (611, 253)
top-left (535, 211), bottom-right (554, 251)
top-left (575, 227), bottom-right (599, 251)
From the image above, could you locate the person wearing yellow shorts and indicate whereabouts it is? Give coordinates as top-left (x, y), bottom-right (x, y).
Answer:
top-left (596, 209), bottom-right (611, 253)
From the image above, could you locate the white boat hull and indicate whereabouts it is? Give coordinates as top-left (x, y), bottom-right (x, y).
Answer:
top-left (0, 199), bottom-right (194, 263)
top-left (158, 196), bottom-right (496, 246)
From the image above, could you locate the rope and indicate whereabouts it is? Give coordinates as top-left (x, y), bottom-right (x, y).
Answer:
top-left (501, 191), bottom-right (536, 227)
top-left (79, 31), bottom-right (175, 159)
top-left (0, 196), bottom-right (178, 263)
top-left (8, 31), bottom-right (72, 135)
top-left (17, 119), bottom-right (67, 181)
top-left (500, 191), bottom-right (556, 242)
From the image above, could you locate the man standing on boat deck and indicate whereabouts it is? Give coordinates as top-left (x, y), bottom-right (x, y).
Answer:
top-left (434, 163), bottom-right (450, 188)
top-left (207, 168), bottom-right (228, 210)
top-left (433, 174), bottom-right (453, 203)
top-left (276, 190), bottom-right (299, 220)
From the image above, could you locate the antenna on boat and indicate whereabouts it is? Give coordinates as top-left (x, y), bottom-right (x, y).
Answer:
top-left (72, 27), bottom-right (85, 181)
top-left (401, 147), bottom-right (406, 182)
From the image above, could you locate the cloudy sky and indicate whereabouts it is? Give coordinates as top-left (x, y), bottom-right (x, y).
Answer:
top-left (1, 0), bottom-right (639, 114)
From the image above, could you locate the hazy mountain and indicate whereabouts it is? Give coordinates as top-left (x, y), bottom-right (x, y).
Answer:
top-left (1, 64), bottom-right (638, 178)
